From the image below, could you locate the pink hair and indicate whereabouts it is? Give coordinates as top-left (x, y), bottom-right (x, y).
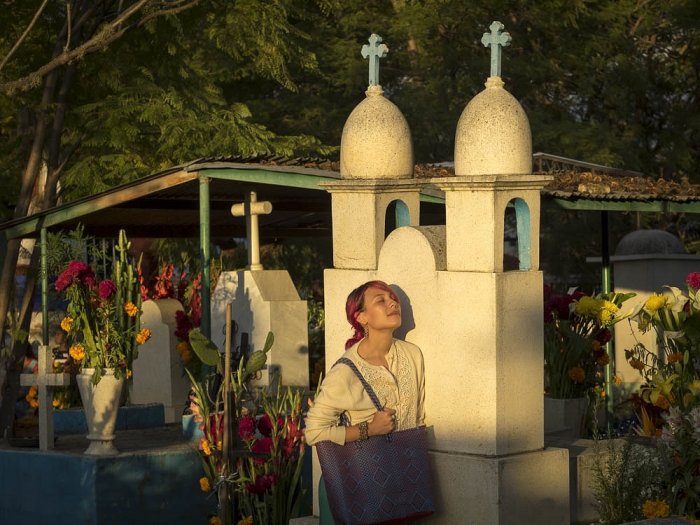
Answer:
top-left (344, 280), bottom-right (398, 349)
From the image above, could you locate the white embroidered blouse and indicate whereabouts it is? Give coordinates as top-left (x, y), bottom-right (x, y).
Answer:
top-left (304, 338), bottom-right (425, 446)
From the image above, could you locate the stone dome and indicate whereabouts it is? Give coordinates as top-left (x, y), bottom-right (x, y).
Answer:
top-left (615, 229), bottom-right (685, 256)
top-left (340, 85), bottom-right (413, 179)
top-left (454, 77), bottom-right (532, 176)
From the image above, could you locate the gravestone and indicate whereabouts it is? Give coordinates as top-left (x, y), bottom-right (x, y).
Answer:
top-left (131, 299), bottom-right (190, 423)
top-left (211, 270), bottom-right (309, 387)
top-left (317, 26), bottom-right (569, 524)
top-left (19, 344), bottom-right (70, 450)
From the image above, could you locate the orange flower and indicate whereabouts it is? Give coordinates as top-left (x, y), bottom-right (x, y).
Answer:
top-left (136, 328), bottom-right (151, 345)
top-left (52, 398), bottom-right (60, 408)
top-left (199, 477), bottom-right (211, 492)
top-left (613, 374), bottom-right (622, 385)
top-left (60, 316), bottom-right (73, 332)
top-left (591, 340), bottom-right (601, 352)
top-left (200, 438), bottom-right (212, 456)
top-left (596, 353), bottom-right (610, 366)
top-left (667, 351), bottom-right (684, 364)
top-left (126, 369), bottom-right (133, 379)
top-left (124, 302), bottom-right (139, 317)
top-left (69, 344), bottom-right (86, 362)
top-left (568, 367), bottom-right (586, 384)
top-left (654, 393), bottom-right (671, 410)
top-left (642, 499), bottom-right (670, 519)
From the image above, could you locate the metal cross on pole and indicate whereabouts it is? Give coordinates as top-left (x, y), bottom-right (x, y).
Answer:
top-left (19, 345), bottom-right (70, 450)
top-left (231, 191), bottom-right (273, 271)
top-left (481, 21), bottom-right (512, 78)
top-left (361, 33), bottom-right (389, 86)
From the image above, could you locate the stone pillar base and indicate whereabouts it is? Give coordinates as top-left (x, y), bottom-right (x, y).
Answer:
top-left (426, 447), bottom-right (570, 524)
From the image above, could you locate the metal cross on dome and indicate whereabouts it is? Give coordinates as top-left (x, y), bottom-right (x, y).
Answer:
top-left (361, 33), bottom-right (389, 86)
top-left (481, 21), bottom-right (511, 77)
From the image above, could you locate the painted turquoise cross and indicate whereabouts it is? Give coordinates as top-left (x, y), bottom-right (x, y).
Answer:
top-left (361, 33), bottom-right (389, 86)
top-left (481, 21), bottom-right (511, 77)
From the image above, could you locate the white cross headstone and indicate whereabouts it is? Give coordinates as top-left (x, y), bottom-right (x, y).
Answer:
top-left (231, 191), bottom-right (273, 271)
top-left (481, 20), bottom-right (511, 77)
top-left (19, 345), bottom-right (70, 450)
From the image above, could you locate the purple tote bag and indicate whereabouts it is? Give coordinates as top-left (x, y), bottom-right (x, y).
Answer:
top-left (315, 358), bottom-right (435, 525)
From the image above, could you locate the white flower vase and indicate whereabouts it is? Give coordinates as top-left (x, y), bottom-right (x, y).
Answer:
top-left (77, 368), bottom-right (124, 456)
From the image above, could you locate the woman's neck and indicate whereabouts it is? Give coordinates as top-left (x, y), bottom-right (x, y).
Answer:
top-left (359, 330), bottom-right (394, 358)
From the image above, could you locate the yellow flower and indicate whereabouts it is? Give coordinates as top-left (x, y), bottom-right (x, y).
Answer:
top-left (568, 367), bottom-right (586, 384)
top-left (199, 477), bottom-right (211, 492)
top-left (613, 374), bottom-right (622, 385)
top-left (236, 517), bottom-right (253, 525)
top-left (52, 398), bottom-right (60, 408)
top-left (597, 300), bottom-right (619, 324)
top-left (136, 328), bottom-right (151, 345)
top-left (642, 499), bottom-right (670, 519)
top-left (69, 344), bottom-right (86, 362)
top-left (645, 294), bottom-right (667, 313)
top-left (126, 369), bottom-right (133, 379)
top-left (200, 438), bottom-right (212, 456)
top-left (124, 302), bottom-right (139, 317)
top-left (29, 399), bottom-right (39, 409)
top-left (209, 517), bottom-right (222, 525)
top-left (574, 296), bottom-right (602, 317)
top-left (60, 316), bottom-right (73, 332)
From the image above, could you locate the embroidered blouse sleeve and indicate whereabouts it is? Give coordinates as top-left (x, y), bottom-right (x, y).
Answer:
top-left (303, 364), bottom-right (352, 446)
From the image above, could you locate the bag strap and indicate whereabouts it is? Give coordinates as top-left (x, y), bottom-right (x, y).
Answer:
top-left (335, 357), bottom-right (383, 412)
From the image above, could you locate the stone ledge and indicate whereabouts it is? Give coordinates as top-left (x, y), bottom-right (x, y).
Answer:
top-left (289, 516), bottom-right (319, 525)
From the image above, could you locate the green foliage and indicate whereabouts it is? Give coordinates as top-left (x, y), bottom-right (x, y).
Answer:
top-left (189, 328), bottom-right (222, 368)
top-left (590, 437), bottom-right (665, 523)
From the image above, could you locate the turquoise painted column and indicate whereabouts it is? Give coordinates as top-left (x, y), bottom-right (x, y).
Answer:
top-left (601, 211), bottom-right (613, 417)
top-left (199, 175), bottom-right (211, 339)
top-left (41, 228), bottom-right (48, 346)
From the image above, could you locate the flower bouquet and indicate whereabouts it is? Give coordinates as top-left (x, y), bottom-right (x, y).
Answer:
top-left (55, 230), bottom-right (149, 384)
top-left (544, 286), bottom-right (634, 399)
top-left (187, 330), bottom-right (306, 525)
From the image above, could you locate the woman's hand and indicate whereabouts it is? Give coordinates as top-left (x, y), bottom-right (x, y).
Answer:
top-left (368, 407), bottom-right (396, 436)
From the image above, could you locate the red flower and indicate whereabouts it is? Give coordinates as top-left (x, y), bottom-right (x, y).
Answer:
top-left (256, 414), bottom-right (283, 437)
top-left (687, 272), bottom-right (700, 290)
top-left (251, 437), bottom-right (273, 464)
top-left (238, 416), bottom-right (256, 441)
top-left (98, 279), bottom-right (117, 299)
top-left (175, 310), bottom-right (193, 341)
top-left (55, 261), bottom-right (96, 291)
top-left (596, 328), bottom-right (612, 344)
top-left (245, 473), bottom-right (278, 494)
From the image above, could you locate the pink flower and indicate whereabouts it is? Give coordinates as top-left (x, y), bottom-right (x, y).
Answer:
top-left (238, 416), bottom-right (256, 441)
top-left (56, 260), bottom-right (96, 291)
top-left (98, 279), bottom-right (117, 299)
top-left (687, 272), bottom-right (700, 290)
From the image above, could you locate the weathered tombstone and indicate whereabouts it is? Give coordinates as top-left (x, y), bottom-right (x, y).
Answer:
top-left (19, 345), bottom-right (70, 450)
top-left (131, 299), bottom-right (190, 423)
top-left (317, 26), bottom-right (569, 524)
top-left (211, 190), bottom-right (309, 388)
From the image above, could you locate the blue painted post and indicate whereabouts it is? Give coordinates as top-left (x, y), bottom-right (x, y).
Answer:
top-left (601, 211), bottom-right (613, 419)
top-left (361, 34), bottom-right (389, 86)
top-left (481, 21), bottom-right (511, 77)
top-left (199, 175), bottom-right (211, 339)
top-left (394, 200), bottom-right (410, 228)
top-left (513, 199), bottom-right (531, 271)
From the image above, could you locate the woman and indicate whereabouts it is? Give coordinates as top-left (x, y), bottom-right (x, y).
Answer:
top-left (304, 280), bottom-right (427, 523)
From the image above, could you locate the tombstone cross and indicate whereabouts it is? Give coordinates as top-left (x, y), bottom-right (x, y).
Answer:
top-left (231, 191), bottom-right (273, 271)
top-left (19, 345), bottom-right (70, 450)
top-left (481, 21), bottom-right (511, 77)
top-left (361, 33), bottom-right (389, 86)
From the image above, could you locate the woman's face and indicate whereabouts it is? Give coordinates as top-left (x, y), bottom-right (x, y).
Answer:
top-left (356, 286), bottom-right (401, 332)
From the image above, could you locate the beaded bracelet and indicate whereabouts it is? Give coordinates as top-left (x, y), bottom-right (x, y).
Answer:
top-left (358, 421), bottom-right (369, 441)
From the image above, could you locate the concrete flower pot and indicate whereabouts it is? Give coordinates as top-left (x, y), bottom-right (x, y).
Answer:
top-left (76, 368), bottom-right (124, 456)
top-left (544, 395), bottom-right (589, 438)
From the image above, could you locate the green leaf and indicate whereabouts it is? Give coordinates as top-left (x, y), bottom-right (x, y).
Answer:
top-left (188, 328), bottom-right (221, 366)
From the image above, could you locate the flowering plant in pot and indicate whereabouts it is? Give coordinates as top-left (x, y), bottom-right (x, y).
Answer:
top-left (56, 231), bottom-right (150, 384)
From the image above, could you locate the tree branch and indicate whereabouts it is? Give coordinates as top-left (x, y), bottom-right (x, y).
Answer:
top-left (0, 0), bottom-right (51, 74)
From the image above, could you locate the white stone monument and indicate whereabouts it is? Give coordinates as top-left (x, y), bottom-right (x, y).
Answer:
top-left (317, 25), bottom-right (569, 524)
top-left (211, 191), bottom-right (309, 388)
top-left (131, 299), bottom-right (190, 423)
top-left (611, 230), bottom-right (700, 385)
top-left (19, 344), bottom-right (70, 450)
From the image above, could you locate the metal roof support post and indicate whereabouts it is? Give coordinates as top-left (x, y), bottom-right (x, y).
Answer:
top-left (601, 211), bottom-right (614, 420)
top-left (41, 228), bottom-right (48, 346)
top-left (199, 175), bottom-right (211, 339)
